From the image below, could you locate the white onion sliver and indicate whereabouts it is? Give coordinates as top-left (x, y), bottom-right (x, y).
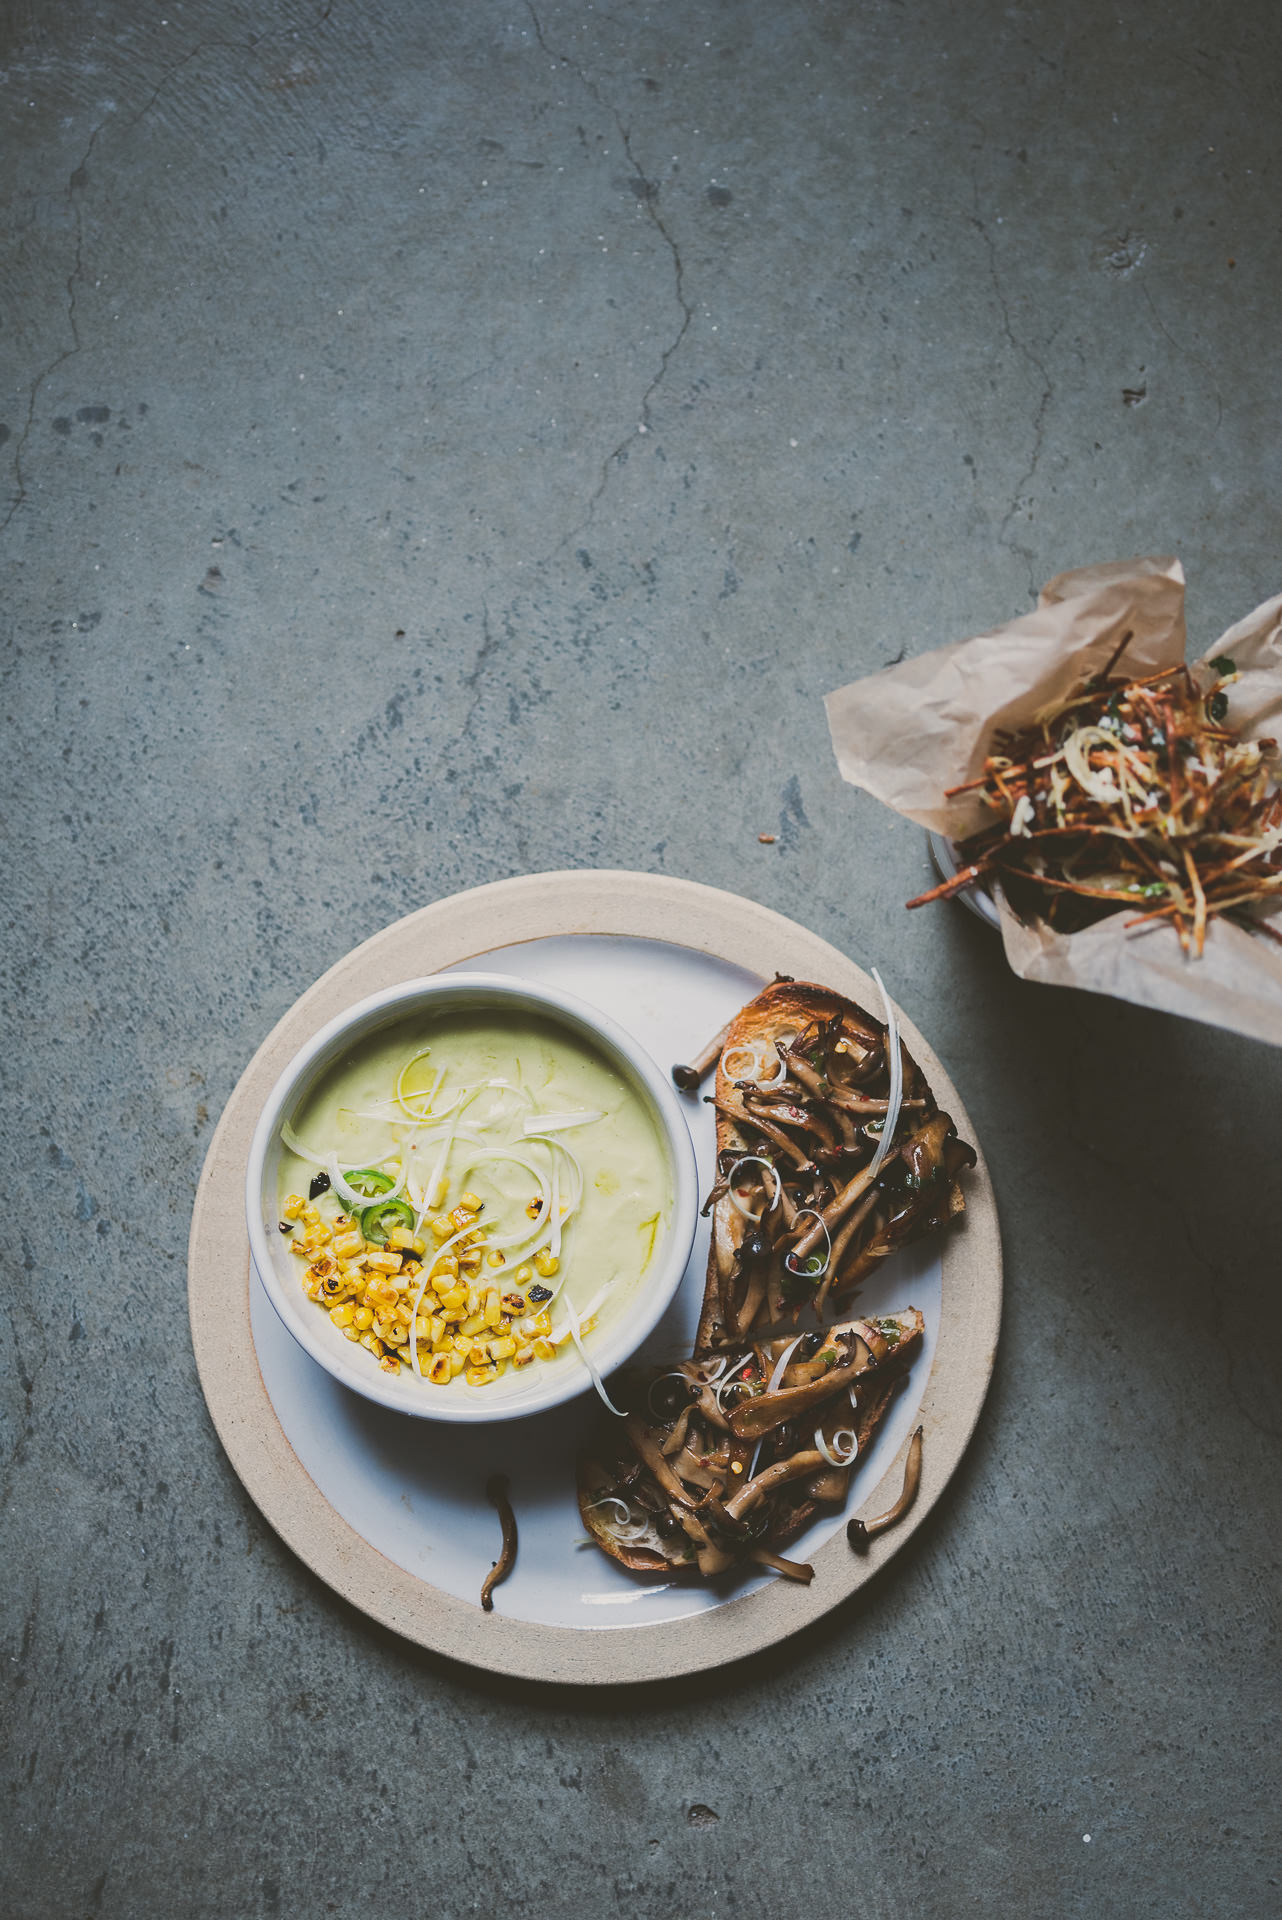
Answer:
top-left (406, 1223), bottom-right (478, 1376)
top-left (280, 1120), bottom-right (329, 1164)
top-left (712, 1356), bottom-right (752, 1412)
top-left (867, 967), bottom-right (903, 1179)
top-left (549, 1278), bottom-right (615, 1347)
top-left (582, 1496), bottom-right (650, 1544)
top-left (522, 1110), bottom-right (604, 1134)
top-left (562, 1296), bottom-right (626, 1418)
top-left (746, 1334), bottom-right (808, 1479)
top-left (328, 1154), bottom-right (408, 1214)
top-left (814, 1425), bottom-right (859, 1468)
top-left (725, 1154), bottom-right (783, 1224)
top-left (549, 1157), bottom-right (563, 1260)
top-left (584, 1495), bottom-right (632, 1526)
top-left (785, 1207), bottom-right (831, 1278)
top-left (395, 1050), bottom-right (439, 1119)
top-left (721, 1042), bottom-right (788, 1089)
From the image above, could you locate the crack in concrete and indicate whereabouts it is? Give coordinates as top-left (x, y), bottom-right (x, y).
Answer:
top-left (526, 3), bottom-right (693, 555)
top-left (970, 187), bottom-right (1057, 601)
top-left (458, 602), bottom-right (502, 744)
top-left (2, 5), bottom-right (336, 538)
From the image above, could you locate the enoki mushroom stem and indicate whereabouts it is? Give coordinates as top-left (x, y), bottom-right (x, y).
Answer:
top-left (480, 1473), bottom-right (518, 1611)
top-left (846, 1426), bottom-right (922, 1549)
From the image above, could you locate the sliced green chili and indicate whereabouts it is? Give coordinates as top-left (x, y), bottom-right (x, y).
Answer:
top-left (359, 1197), bottom-right (417, 1246)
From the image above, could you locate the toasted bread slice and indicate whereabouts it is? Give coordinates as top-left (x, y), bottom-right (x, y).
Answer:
top-left (696, 979), bottom-right (973, 1352)
top-left (577, 1308), bottom-right (923, 1580)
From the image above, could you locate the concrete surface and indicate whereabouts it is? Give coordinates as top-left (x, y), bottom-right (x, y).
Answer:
top-left (3, 1), bottom-right (1280, 1915)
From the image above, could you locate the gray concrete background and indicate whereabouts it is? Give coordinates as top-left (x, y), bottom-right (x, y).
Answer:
top-left (3, 1), bottom-right (1279, 1914)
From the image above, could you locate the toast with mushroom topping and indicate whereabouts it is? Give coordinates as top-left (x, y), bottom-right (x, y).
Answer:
top-left (577, 1309), bottom-right (923, 1581)
top-left (697, 979), bottom-right (974, 1351)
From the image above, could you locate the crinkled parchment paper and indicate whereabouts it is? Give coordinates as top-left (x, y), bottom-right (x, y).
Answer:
top-left (824, 557), bottom-right (1282, 1045)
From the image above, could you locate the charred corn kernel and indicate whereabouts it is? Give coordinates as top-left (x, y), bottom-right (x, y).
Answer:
top-left (388, 1226), bottom-right (415, 1250)
top-left (517, 1315), bottom-right (538, 1339)
top-left (359, 1330), bottom-right (383, 1357)
top-left (427, 1353), bottom-right (452, 1385)
top-left (364, 1278), bottom-right (398, 1308)
top-left (302, 1204), bottom-right (322, 1227)
top-left (525, 1198), bottom-right (542, 1219)
top-left (410, 1236), bottom-right (427, 1256)
top-left (342, 1325), bottom-right (361, 1342)
top-left (448, 1350), bottom-right (465, 1377)
top-left (384, 1322), bottom-right (408, 1346)
top-left (532, 1337), bottom-right (556, 1362)
top-left (431, 1254), bottom-right (458, 1280)
top-left (282, 1194), bottom-right (306, 1220)
top-left (460, 1312), bottom-right (486, 1339)
top-left (501, 1292), bottom-right (526, 1314)
top-left (532, 1311), bottom-right (552, 1337)
top-left (437, 1285), bottom-right (468, 1315)
top-left (465, 1364), bottom-right (497, 1387)
top-left (303, 1277), bottom-right (324, 1302)
top-left (352, 1306), bottom-right (374, 1332)
top-left (332, 1229), bottom-right (364, 1259)
top-left (394, 1302), bottom-right (413, 1327)
top-left (467, 1342), bottom-right (489, 1368)
top-left (329, 1302), bottom-right (356, 1328)
top-left (366, 1250), bottom-right (402, 1275)
top-left (489, 1335), bottom-right (516, 1361)
top-left (290, 1240), bottom-right (312, 1258)
top-left (515, 1264), bottom-right (534, 1285)
top-left (459, 1190), bottom-right (482, 1210)
top-left (373, 1314), bottom-right (398, 1342)
top-left (512, 1344), bottom-right (535, 1369)
top-left (487, 1250), bottom-right (505, 1268)
top-left (379, 1352), bottom-right (402, 1373)
top-left (534, 1250), bottom-right (559, 1278)
top-left (466, 1287), bottom-right (482, 1317)
top-left (483, 1289), bottom-right (502, 1328)
top-left (428, 1214), bottom-right (453, 1241)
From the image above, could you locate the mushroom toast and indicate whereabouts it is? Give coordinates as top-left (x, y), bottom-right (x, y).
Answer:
top-left (578, 1311), bottom-right (923, 1582)
top-left (698, 978), bottom-right (974, 1350)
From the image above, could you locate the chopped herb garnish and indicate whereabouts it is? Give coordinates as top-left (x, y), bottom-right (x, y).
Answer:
top-left (1210, 655), bottom-right (1237, 676)
top-left (1207, 690), bottom-right (1229, 723)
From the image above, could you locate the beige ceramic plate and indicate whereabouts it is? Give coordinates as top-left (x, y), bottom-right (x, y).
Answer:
top-left (188, 871), bottom-right (1001, 1684)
